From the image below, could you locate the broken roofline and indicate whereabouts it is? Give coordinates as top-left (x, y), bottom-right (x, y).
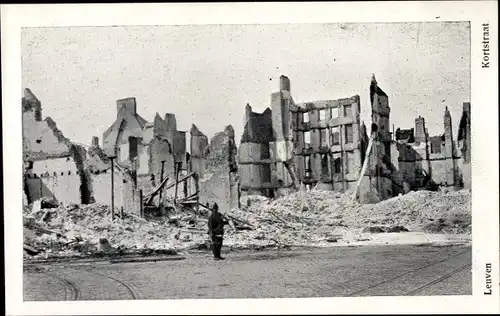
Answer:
top-left (394, 103), bottom-right (470, 142)
top-left (293, 95), bottom-right (361, 112)
top-left (23, 115), bottom-right (76, 160)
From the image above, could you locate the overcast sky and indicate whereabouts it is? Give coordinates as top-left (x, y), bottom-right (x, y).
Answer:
top-left (22, 22), bottom-right (470, 147)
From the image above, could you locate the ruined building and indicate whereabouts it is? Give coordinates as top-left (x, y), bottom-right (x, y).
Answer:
top-left (390, 102), bottom-right (472, 193)
top-left (239, 75), bottom-right (366, 198)
top-left (238, 75), bottom-right (472, 202)
top-left (22, 89), bottom-right (91, 205)
top-left (189, 124), bottom-right (240, 211)
top-left (101, 97), bottom-right (187, 195)
top-left (23, 89), bottom-right (239, 213)
top-left (22, 89), bottom-right (141, 212)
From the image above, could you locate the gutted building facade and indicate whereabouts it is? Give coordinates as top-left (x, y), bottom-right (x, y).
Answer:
top-left (239, 76), bottom-right (366, 198)
top-left (238, 75), bottom-right (472, 202)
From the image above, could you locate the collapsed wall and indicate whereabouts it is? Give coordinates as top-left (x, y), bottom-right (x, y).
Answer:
top-left (192, 125), bottom-right (239, 212)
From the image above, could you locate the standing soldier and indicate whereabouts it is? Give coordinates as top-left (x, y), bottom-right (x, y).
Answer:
top-left (208, 203), bottom-right (228, 260)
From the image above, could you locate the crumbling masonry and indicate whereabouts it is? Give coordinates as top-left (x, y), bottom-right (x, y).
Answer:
top-left (23, 89), bottom-right (240, 214)
top-left (238, 75), bottom-right (471, 202)
top-left (22, 74), bottom-right (471, 211)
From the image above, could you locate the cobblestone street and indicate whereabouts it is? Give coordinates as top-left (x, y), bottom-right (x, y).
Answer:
top-left (24, 244), bottom-right (472, 301)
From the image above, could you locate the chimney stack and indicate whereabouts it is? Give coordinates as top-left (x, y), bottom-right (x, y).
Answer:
top-left (116, 97), bottom-right (137, 117)
top-left (280, 75), bottom-right (290, 92)
top-left (91, 136), bottom-right (99, 148)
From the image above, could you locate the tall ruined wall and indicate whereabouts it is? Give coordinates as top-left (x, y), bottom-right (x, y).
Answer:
top-left (197, 125), bottom-right (238, 212)
top-left (238, 106), bottom-right (275, 195)
top-left (190, 124), bottom-right (210, 178)
top-left (458, 102), bottom-right (471, 189)
top-left (358, 75), bottom-right (393, 202)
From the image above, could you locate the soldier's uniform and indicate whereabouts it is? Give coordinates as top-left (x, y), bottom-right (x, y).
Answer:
top-left (208, 203), bottom-right (228, 260)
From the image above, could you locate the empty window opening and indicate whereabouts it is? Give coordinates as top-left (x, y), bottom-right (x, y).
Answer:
top-left (345, 153), bottom-right (350, 174)
top-left (321, 154), bottom-right (329, 177)
top-left (431, 142), bottom-right (442, 154)
top-left (262, 164), bottom-right (272, 183)
top-left (36, 139), bottom-right (42, 144)
top-left (261, 143), bottom-right (270, 159)
top-left (319, 129), bottom-right (328, 147)
top-left (344, 104), bottom-right (352, 117)
top-left (345, 124), bottom-right (354, 144)
top-left (68, 171), bottom-right (71, 175)
top-left (331, 127), bottom-right (340, 145)
top-left (304, 155), bottom-right (312, 173)
top-left (303, 112), bottom-right (310, 123)
top-left (331, 107), bottom-right (339, 119)
top-left (53, 172), bottom-right (56, 176)
top-left (294, 132), bottom-right (300, 148)
top-left (319, 109), bottom-right (326, 121)
top-left (61, 172), bottom-right (64, 176)
top-left (334, 157), bottom-right (342, 174)
top-left (304, 131), bottom-right (311, 147)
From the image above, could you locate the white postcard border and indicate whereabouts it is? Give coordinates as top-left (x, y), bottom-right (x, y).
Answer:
top-left (2, 1), bottom-right (498, 315)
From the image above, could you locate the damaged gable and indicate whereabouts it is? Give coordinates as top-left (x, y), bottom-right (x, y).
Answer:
top-left (23, 90), bottom-right (73, 161)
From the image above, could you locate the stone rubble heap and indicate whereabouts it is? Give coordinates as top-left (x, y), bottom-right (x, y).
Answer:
top-left (23, 188), bottom-right (471, 260)
top-left (223, 188), bottom-right (471, 248)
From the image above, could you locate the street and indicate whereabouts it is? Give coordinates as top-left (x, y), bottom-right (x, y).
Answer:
top-left (23, 244), bottom-right (472, 301)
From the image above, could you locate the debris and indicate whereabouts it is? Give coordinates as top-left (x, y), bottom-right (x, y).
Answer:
top-left (97, 238), bottom-right (115, 253)
top-left (31, 200), bottom-right (41, 214)
top-left (22, 188), bottom-right (470, 259)
top-left (326, 237), bottom-right (338, 243)
top-left (387, 225), bottom-right (410, 233)
top-left (24, 244), bottom-right (40, 256)
top-left (40, 197), bottom-right (59, 209)
top-left (362, 226), bottom-right (386, 233)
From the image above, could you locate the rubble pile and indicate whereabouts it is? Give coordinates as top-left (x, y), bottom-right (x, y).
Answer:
top-left (23, 203), bottom-right (209, 260)
top-left (222, 188), bottom-right (471, 247)
top-left (343, 189), bottom-right (471, 234)
top-left (23, 188), bottom-right (471, 260)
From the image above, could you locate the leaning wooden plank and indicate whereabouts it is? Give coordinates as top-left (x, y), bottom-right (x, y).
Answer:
top-left (24, 244), bottom-right (40, 255)
top-left (179, 192), bottom-right (199, 203)
top-left (163, 172), bottom-right (195, 191)
top-left (145, 177), bottom-right (170, 205)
